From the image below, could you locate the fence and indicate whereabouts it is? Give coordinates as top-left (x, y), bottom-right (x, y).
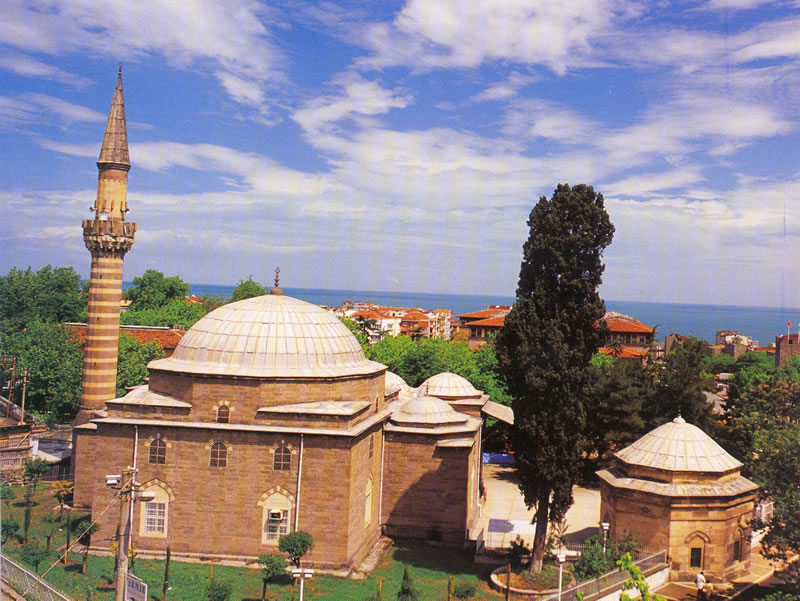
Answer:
top-left (538, 549), bottom-right (669, 601)
top-left (0, 553), bottom-right (73, 601)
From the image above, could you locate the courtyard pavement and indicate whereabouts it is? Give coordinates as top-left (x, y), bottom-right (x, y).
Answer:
top-left (471, 464), bottom-right (601, 551)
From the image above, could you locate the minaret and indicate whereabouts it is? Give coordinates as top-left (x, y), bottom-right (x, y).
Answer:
top-left (74, 67), bottom-right (136, 426)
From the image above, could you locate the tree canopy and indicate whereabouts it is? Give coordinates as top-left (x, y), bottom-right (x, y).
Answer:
top-left (121, 298), bottom-right (207, 329)
top-left (278, 531), bottom-right (313, 567)
top-left (116, 332), bottom-right (165, 397)
top-left (124, 269), bottom-right (190, 311)
top-left (495, 183), bottom-right (614, 573)
top-left (230, 276), bottom-right (267, 302)
top-left (0, 265), bottom-right (86, 334)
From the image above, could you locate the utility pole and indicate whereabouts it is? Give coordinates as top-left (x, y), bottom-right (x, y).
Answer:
top-left (0, 354), bottom-right (17, 418)
top-left (107, 467), bottom-right (154, 601)
top-left (18, 367), bottom-right (30, 425)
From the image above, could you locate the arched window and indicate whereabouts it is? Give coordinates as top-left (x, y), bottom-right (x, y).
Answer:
top-left (138, 483), bottom-right (171, 538)
top-left (273, 445), bottom-right (291, 471)
top-left (149, 439), bottom-right (166, 465)
top-left (210, 442), bottom-right (227, 468)
top-left (216, 405), bottom-right (230, 424)
top-left (263, 492), bottom-right (292, 542)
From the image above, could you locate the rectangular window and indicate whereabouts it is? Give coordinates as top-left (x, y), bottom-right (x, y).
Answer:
top-left (266, 510), bottom-right (289, 540)
top-left (368, 435), bottom-right (374, 458)
top-left (144, 502), bottom-right (166, 535)
top-left (733, 540), bottom-right (741, 561)
top-left (690, 547), bottom-right (702, 568)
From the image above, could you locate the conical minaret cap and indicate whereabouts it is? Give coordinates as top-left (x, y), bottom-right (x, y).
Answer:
top-left (97, 66), bottom-right (130, 168)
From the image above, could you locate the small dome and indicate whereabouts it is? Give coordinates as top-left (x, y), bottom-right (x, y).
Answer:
top-left (615, 416), bottom-right (742, 473)
top-left (391, 395), bottom-right (468, 428)
top-left (148, 294), bottom-right (385, 378)
top-left (385, 371), bottom-right (414, 401)
top-left (419, 372), bottom-right (482, 399)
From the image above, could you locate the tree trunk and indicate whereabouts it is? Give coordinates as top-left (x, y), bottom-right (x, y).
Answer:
top-left (261, 580), bottom-right (267, 601)
top-left (528, 496), bottom-right (550, 574)
top-left (82, 548), bottom-right (88, 574)
top-left (162, 547), bottom-right (170, 601)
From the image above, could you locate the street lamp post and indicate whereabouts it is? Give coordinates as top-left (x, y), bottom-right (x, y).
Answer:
top-left (557, 552), bottom-right (566, 601)
top-left (291, 568), bottom-right (314, 601)
top-left (601, 522), bottom-right (610, 554)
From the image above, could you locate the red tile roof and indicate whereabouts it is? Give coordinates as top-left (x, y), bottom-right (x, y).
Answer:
top-left (468, 316), bottom-right (506, 328)
top-left (351, 310), bottom-right (384, 320)
top-left (458, 308), bottom-right (510, 320)
top-left (604, 318), bottom-right (654, 334)
top-left (66, 324), bottom-right (185, 356)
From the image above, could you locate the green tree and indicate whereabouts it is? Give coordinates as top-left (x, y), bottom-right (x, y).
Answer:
top-left (583, 358), bottom-right (650, 474)
top-left (645, 338), bottom-right (715, 432)
top-left (71, 516), bottom-right (100, 574)
top-left (279, 531), bottom-right (313, 567)
top-left (24, 458), bottom-right (51, 502)
top-left (368, 335), bottom-right (416, 374)
top-left (42, 512), bottom-right (62, 549)
top-left (617, 553), bottom-right (666, 601)
top-left (571, 534), bottom-right (638, 581)
top-left (20, 542), bottom-right (50, 575)
top-left (0, 265), bottom-right (86, 335)
top-left (703, 353), bottom-right (736, 376)
top-left (116, 332), bottom-right (165, 397)
top-left (397, 564), bottom-right (419, 601)
top-left (1, 517), bottom-right (19, 543)
top-left (258, 553), bottom-right (286, 601)
top-left (230, 276), bottom-right (267, 302)
top-left (206, 579), bottom-right (233, 601)
top-left (340, 316), bottom-right (370, 355)
top-left (749, 424), bottom-right (800, 585)
top-left (124, 269), bottom-right (190, 311)
top-left (0, 482), bottom-right (16, 511)
top-left (495, 183), bottom-right (614, 573)
top-left (0, 321), bottom-right (83, 420)
top-left (121, 298), bottom-right (207, 329)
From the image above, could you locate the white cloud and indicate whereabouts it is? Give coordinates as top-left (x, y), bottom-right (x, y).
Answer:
top-left (0, 93), bottom-right (106, 130)
top-left (0, 53), bottom-right (92, 86)
top-left (0, 0), bottom-right (284, 110)
top-left (470, 72), bottom-right (540, 102)
top-left (503, 99), bottom-right (600, 144)
top-left (603, 167), bottom-right (706, 197)
top-left (358, 0), bottom-right (642, 73)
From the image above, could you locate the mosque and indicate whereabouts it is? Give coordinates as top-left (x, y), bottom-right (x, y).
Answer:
top-left (71, 71), bottom-right (511, 572)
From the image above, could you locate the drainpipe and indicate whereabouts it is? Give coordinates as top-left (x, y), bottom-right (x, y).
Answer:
top-left (379, 428), bottom-right (386, 527)
top-left (295, 434), bottom-right (304, 531)
top-left (129, 426), bottom-right (139, 536)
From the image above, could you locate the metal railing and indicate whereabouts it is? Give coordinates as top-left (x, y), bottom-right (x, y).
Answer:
top-left (539, 549), bottom-right (669, 601)
top-left (1, 553), bottom-right (74, 601)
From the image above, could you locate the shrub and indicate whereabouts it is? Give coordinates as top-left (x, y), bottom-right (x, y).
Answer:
top-left (453, 580), bottom-right (476, 600)
top-left (206, 579), bottom-right (233, 601)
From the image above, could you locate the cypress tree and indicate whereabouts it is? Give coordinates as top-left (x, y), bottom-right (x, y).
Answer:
top-left (496, 183), bottom-right (614, 573)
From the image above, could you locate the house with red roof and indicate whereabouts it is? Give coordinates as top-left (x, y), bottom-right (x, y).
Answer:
top-left (66, 323), bottom-right (186, 357)
top-left (400, 310), bottom-right (430, 339)
top-left (458, 305), bottom-right (511, 349)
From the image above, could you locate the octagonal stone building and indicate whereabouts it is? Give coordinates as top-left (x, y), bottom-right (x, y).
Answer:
top-left (596, 416), bottom-right (758, 582)
top-left (72, 290), bottom-right (485, 572)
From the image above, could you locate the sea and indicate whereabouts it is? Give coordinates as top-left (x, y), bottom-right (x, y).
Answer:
top-left (176, 283), bottom-right (799, 348)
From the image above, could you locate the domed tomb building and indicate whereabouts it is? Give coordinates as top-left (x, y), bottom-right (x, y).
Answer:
top-left (72, 291), bottom-right (487, 571)
top-left (596, 417), bottom-right (758, 582)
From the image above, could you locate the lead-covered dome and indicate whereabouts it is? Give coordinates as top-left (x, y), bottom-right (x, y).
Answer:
top-left (615, 416), bottom-right (742, 474)
top-left (391, 395), bottom-right (468, 428)
top-left (148, 294), bottom-right (385, 378)
top-left (418, 372), bottom-right (482, 399)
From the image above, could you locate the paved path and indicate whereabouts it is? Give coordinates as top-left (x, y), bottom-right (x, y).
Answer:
top-left (472, 464), bottom-right (601, 550)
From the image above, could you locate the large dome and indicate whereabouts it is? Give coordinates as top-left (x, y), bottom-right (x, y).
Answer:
top-left (615, 416), bottom-right (742, 474)
top-left (148, 294), bottom-right (385, 378)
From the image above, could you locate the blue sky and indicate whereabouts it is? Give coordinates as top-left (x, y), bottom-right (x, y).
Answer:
top-left (2, 1), bottom-right (800, 307)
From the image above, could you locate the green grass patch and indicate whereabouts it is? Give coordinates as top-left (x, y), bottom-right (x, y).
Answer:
top-left (2, 485), bottom-right (504, 600)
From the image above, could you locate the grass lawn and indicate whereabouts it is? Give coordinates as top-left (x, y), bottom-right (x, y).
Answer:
top-left (2, 484), bottom-right (505, 601)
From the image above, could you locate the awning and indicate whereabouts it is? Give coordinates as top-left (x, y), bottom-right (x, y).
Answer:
top-left (481, 400), bottom-right (514, 425)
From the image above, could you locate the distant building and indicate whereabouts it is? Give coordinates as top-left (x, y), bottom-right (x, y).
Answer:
top-left (458, 306), bottom-right (511, 349)
top-left (66, 323), bottom-right (186, 358)
top-left (602, 312), bottom-right (654, 347)
top-left (775, 333), bottom-right (800, 368)
top-left (400, 309), bottom-right (430, 338)
top-left (350, 309), bottom-right (401, 342)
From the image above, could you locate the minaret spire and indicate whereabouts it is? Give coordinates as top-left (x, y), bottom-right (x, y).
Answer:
top-left (93, 65), bottom-right (130, 220)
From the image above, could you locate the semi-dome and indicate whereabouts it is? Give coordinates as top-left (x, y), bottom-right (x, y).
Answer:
top-left (391, 395), bottom-right (468, 428)
top-left (615, 416), bottom-right (742, 474)
top-left (418, 372), bottom-right (482, 399)
top-left (148, 294), bottom-right (385, 378)
top-left (385, 371), bottom-right (414, 401)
